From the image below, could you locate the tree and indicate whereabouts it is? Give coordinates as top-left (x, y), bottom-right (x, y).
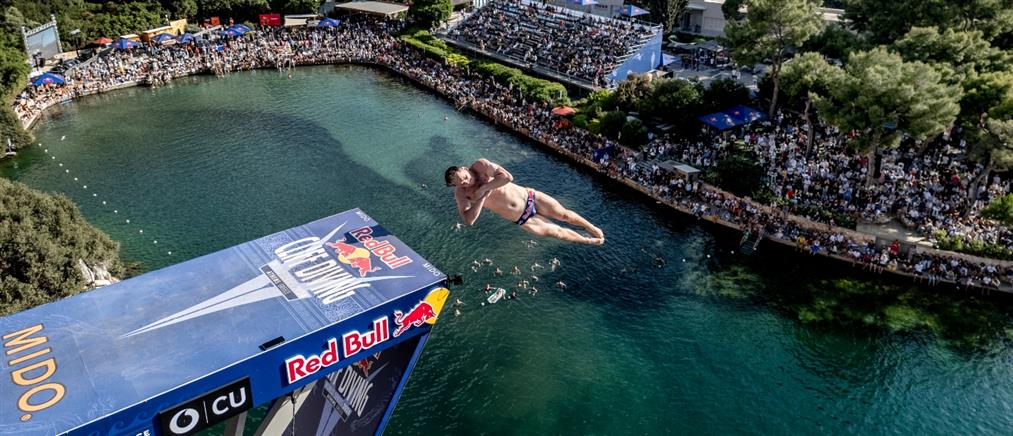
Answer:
top-left (972, 118), bottom-right (1013, 195)
top-left (721, 0), bottom-right (745, 22)
top-left (614, 74), bottom-right (655, 113)
top-left (275, 0), bottom-right (320, 14)
top-left (815, 47), bottom-right (962, 185)
top-left (723, 0), bottom-right (822, 117)
top-left (0, 178), bottom-right (124, 316)
top-left (638, 78), bottom-right (700, 125)
top-left (700, 77), bottom-right (750, 113)
top-left (411, 0), bottom-right (452, 27)
top-left (959, 70), bottom-right (1013, 127)
top-left (981, 194), bottom-right (1013, 226)
top-left (780, 52), bottom-right (844, 154)
top-left (844, 0), bottom-right (1013, 46)
top-left (801, 23), bottom-right (868, 61)
top-left (163, 0), bottom-right (198, 19)
top-left (892, 26), bottom-right (1006, 74)
top-left (647, 0), bottom-right (687, 32)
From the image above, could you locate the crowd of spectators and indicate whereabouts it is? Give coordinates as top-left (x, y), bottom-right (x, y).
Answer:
top-left (637, 111), bottom-right (1012, 254)
top-left (447, 0), bottom-right (657, 86)
top-left (9, 20), bottom-right (1012, 291)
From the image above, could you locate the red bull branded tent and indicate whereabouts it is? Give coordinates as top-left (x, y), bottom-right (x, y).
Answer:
top-left (0, 209), bottom-right (448, 435)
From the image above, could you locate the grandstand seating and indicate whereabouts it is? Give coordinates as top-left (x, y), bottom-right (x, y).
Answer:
top-left (446, 0), bottom-right (660, 87)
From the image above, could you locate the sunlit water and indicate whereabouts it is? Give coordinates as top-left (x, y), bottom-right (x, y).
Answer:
top-left (3, 65), bottom-right (1012, 435)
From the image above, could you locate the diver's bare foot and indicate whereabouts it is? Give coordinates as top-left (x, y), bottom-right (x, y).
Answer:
top-left (587, 225), bottom-right (604, 240)
top-left (588, 237), bottom-right (605, 246)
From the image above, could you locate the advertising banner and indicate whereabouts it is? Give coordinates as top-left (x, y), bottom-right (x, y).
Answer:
top-left (0, 209), bottom-right (446, 435)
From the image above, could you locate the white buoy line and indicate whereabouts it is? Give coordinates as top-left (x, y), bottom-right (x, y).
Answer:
top-left (41, 142), bottom-right (174, 257)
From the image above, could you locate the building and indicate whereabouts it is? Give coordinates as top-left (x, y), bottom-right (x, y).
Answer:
top-left (678, 0), bottom-right (846, 38)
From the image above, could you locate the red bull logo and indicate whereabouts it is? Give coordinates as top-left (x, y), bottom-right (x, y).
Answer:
top-left (328, 241), bottom-right (380, 277)
top-left (348, 227), bottom-right (413, 270)
top-left (393, 301), bottom-right (437, 337)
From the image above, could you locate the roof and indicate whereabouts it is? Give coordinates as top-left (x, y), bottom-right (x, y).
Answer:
top-left (1, 209), bottom-right (446, 435)
top-left (334, 1), bottom-right (410, 16)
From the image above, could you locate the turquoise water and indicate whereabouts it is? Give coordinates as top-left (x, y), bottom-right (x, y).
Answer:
top-left (3, 65), bottom-right (1013, 435)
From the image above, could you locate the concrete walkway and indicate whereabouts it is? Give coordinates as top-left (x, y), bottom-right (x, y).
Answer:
top-left (856, 220), bottom-right (935, 248)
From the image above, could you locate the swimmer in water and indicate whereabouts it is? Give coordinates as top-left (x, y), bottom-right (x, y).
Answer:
top-left (446, 159), bottom-right (604, 245)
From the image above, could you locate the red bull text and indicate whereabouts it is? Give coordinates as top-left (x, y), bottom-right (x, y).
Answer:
top-left (349, 227), bottom-right (413, 270)
top-left (285, 317), bottom-right (391, 385)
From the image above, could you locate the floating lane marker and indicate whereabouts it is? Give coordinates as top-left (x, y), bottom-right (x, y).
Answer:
top-left (45, 145), bottom-right (178, 259)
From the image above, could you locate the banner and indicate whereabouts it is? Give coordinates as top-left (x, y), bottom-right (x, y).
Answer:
top-left (260, 14), bottom-right (282, 27)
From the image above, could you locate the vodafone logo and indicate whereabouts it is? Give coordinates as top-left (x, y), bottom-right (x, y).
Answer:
top-left (156, 378), bottom-right (252, 436)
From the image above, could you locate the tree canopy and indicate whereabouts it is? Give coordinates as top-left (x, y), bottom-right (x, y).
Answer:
top-left (815, 47), bottom-right (962, 181)
top-left (0, 178), bottom-right (124, 316)
top-left (723, 0), bottom-right (822, 116)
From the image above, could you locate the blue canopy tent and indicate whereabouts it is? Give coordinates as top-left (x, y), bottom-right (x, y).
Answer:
top-left (571, 0), bottom-right (598, 5)
top-left (112, 38), bottom-right (140, 50)
top-left (317, 17), bottom-right (342, 28)
top-left (152, 33), bottom-right (175, 44)
top-left (661, 53), bottom-right (678, 67)
top-left (221, 28), bottom-right (241, 38)
top-left (592, 144), bottom-right (616, 163)
top-left (725, 105), bottom-right (765, 125)
top-left (176, 33), bottom-right (196, 44)
top-left (31, 72), bottom-right (65, 86)
top-left (229, 24), bottom-right (251, 34)
top-left (699, 113), bottom-right (739, 131)
top-left (618, 5), bottom-right (649, 16)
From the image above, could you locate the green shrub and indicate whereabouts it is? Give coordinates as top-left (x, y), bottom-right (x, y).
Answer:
top-left (0, 178), bottom-right (124, 315)
top-left (981, 194), bottom-right (1013, 226)
top-left (934, 232), bottom-right (1013, 261)
top-left (599, 111), bottom-right (628, 140)
top-left (620, 118), bottom-right (649, 148)
top-left (446, 53), bottom-right (470, 66)
top-left (572, 114), bottom-right (589, 129)
top-left (471, 60), bottom-right (568, 104)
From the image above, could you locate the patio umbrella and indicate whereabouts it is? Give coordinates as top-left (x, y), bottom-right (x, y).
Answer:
top-left (31, 72), bottom-right (65, 86)
top-left (317, 18), bottom-right (342, 28)
top-left (229, 24), bottom-right (251, 34)
top-left (221, 28), bottom-right (241, 38)
top-left (112, 38), bottom-right (140, 50)
top-left (618, 5), bottom-right (649, 16)
top-left (551, 106), bottom-right (576, 116)
top-left (93, 37), bottom-right (113, 46)
top-left (176, 33), bottom-right (195, 44)
top-left (152, 33), bottom-right (175, 44)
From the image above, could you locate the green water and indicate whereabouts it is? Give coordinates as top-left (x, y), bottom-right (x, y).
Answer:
top-left (3, 65), bottom-right (1012, 435)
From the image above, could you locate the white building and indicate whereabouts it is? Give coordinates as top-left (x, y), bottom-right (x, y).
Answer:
top-left (677, 0), bottom-right (846, 37)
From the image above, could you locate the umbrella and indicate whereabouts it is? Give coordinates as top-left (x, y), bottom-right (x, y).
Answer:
top-left (618, 5), bottom-right (649, 16)
top-left (317, 18), bottom-right (342, 28)
top-left (152, 33), bottom-right (174, 44)
top-left (93, 37), bottom-right (113, 46)
top-left (176, 33), bottom-right (195, 44)
top-left (221, 29), bottom-right (241, 38)
top-left (112, 38), bottom-right (140, 50)
top-left (31, 72), bottom-right (65, 86)
top-left (229, 24), bottom-right (251, 34)
top-left (571, 0), bottom-right (598, 5)
top-left (551, 106), bottom-right (576, 116)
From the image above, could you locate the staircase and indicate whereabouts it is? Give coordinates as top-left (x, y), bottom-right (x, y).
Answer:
top-left (739, 230), bottom-right (762, 255)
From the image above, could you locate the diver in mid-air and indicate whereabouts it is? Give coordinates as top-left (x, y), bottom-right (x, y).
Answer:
top-left (445, 159), bottom-right (604, 245)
